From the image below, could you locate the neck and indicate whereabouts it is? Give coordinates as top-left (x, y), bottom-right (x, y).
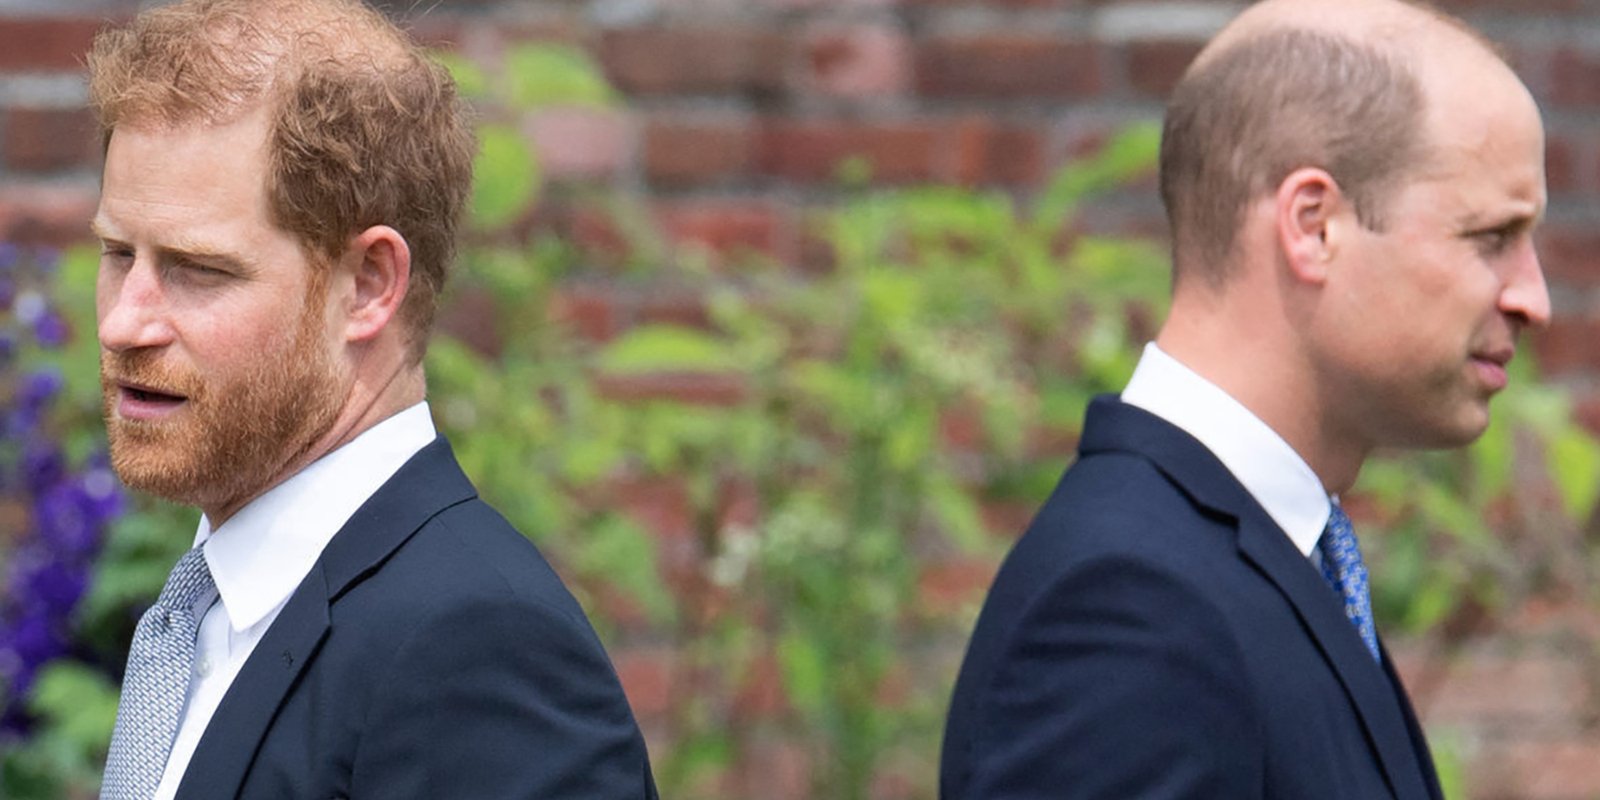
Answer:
top-left (1156, 291), bottom-right (1368, 496)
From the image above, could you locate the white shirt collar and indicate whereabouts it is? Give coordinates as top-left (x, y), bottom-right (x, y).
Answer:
top-left (1120, 343), bottom-right (1331, 556)
top-left (193, 401), bottom-right (437, 633)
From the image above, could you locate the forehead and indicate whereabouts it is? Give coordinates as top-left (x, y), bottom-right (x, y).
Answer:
top-left (1430, 75), bottom-right (1542, 207)
top-left (94, 110), bottom-right (276, 246)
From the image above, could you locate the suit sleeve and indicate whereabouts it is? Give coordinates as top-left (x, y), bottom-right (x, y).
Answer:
top-left (963, 555), bottom-right (1265, 799)
top-left (348, 592), bottom-right (653, 799)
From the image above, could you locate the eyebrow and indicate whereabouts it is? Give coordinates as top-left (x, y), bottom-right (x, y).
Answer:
top-left (89, 217), bottom-right (256, 274)
top-left (1459, 204), bottom-right (1544, 233)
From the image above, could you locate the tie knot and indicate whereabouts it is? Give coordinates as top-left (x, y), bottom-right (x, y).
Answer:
top-left (156, 546), bottom-right (216, 615)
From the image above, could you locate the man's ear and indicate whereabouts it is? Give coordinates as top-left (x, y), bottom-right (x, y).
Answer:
top-left (1275, 167), bottom-right (1344, 285)
top-left (340, 225), bottom-right (410, 343)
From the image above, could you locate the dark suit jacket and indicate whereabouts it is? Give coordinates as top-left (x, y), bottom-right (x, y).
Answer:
top-left (941, 397), bottom-right (1443, 799)
top-left (173, 437), bottom-right (657, 799)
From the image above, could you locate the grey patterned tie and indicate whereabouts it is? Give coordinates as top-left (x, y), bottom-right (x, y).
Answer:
top-left (101, 546), bottom-right (216, 800)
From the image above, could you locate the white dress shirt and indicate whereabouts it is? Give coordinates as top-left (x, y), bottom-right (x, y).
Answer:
top-left (152, 402), bottom-right (436, 800)
top-left (1120, 343), bottom-right (1332, 558)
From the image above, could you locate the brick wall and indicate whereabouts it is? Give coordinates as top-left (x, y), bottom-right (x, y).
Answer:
top-left (5, 0), bottom-right (1600, 797)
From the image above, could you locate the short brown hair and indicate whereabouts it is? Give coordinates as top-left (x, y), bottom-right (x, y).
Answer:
top-left (87, 0), bottom-right (475, 362)
top-left (1158, 28), bottom-right (1424, 287)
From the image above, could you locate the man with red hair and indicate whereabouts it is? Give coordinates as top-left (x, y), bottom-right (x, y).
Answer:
top-left (88, 1), bottom-right (656, 797)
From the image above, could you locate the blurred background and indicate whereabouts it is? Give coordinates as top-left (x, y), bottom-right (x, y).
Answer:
top-left (3, 0), bottom-right (1600, 797)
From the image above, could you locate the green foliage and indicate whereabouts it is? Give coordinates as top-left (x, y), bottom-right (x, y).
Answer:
top-left (432, 116), bottom-right (1170, 796)
top-left (470, 125), bottom-right (541, 230)
top-left (1, 665), bottom-right (119, 800)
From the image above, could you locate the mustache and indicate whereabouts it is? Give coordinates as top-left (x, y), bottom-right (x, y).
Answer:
top-left (100, 350), bottom-right (206, 400)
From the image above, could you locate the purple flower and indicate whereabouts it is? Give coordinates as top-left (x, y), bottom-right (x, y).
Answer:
top-left (0, 277), bottom-right (14, 311)
top-left (31, 310), bottom-right (69, 348)
top-left (10, 553), bottom-right (87, 620)
top-left (15, 559), bottom-right (89, 619)
top-left (22, 439), bottom-right (65, 495)
top-left (2, 612), bottom-right (66, 702)
top-left (34, 483), bottom-right (104, 560)
top-left (0, 331), bottom-right (14, 367)
top-left (30, 247), bottom-right (59, 275)
top-left (20, 370), bottom-right (63, 414)
top-left (0, 242), bottom-right (18, 274)
top-left (81, 465), bottom-right (128, 524)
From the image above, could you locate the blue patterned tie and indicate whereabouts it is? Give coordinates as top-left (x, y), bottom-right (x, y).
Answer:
top-left (1320, 503), bottom-right (1380, 662)
top-left (101, 547), bottom-right (216, 800)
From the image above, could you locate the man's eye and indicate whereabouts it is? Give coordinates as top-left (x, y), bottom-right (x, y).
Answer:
top-left (178, 259), bottom-right (228, 276)
top-left (1472, 228), bottom-right (1516, 255)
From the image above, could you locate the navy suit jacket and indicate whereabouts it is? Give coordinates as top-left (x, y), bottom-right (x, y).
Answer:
top-left (941, 397), bottom-right (1443, 799)
top-left (171, 437), bottom-right (657, 799)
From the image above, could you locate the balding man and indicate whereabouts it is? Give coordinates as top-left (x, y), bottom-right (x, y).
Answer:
top-left (89, 1), bottom-right (655, 798)
top-left (940, 1), bottom-right (1548, 797)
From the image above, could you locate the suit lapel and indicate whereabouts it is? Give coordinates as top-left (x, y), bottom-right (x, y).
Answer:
top-left (173, 437), bottom-right (478, 798)
top-left (1235, 515), bottom-right (1432, 800)
top-left (1082, 396), bottom-right (1434, 800)
top-left (174, 564), bottom-right (330, 800)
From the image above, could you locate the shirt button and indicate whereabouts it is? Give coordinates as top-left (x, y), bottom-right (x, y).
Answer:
top-left (196, 657), bottom-right (213, 678)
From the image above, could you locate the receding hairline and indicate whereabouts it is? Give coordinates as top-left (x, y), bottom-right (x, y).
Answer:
top-left (90, 0), bottom-right (418, 133)
top-left (1192, 0), bottom-right (1507, 87)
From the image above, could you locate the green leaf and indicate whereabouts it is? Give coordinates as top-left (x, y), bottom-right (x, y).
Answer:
top-left (470, 124), bottom-right (540, 230)
top-left (433, 51), bottom-right (491, 100)
top-left (27, 663), bottom-right (119, 749)
top-left (1035, 121), bottom-right (1160, 228)
top-left (504, 44), bottom-right (616, 109)
top-left (930, 481), bottom-right (988, 553)
top-left (1548, 427), bottom-right (1600, 521)
top-left (777, 629), bottom-right (829, 717)
top-left (573, 516), bottom-right (675, 624)
top-left (597, 325), bottom-right (740, 374)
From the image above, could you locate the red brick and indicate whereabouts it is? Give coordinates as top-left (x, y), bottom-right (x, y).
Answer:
top-left (550, 205), bottom-right (631, 265)
top-left (733, 650), bottom-right (789, 720)
top-left (1549, 47), bottom-right (1600, 109)
top-left (548, 282), bottom-right (622, 342)
top-left (730, 739), bottom-right (810, 800)
top-left (525, 108), bottom-right (630, 179)
top-left (758, 119), bottom-right (940, 184)
top-left (4, 108), bottom-right (98, 173)
top-left (1413, 651), bottom-right (1591, 727)
top-left (1480, 739), bottom-right (1600, 800)
top-left (1536, 225), bottom-right (1600, 288)
top-left (981, 499), bottom-right (1037, 538)
top-left (1544, 133), bottom-right (1583, 194)
top-left (593, 372), bottom-right (749, 406)
top-left (642, 116), bottom-right (755, 187)
top-left (0, 18), bottom-right (104, 71)
top-left (636, 290), bottom-right (712, 331)
top-left (915, 35), bottom-right (1104, 99)
top-left (801, 24), bottom-right (912, 99)
top-left (948, 117), bottom-right (1046, 186)
top-left (435, 285), bottom-right (503, 356)
top-left (917, 556), bottom-right (998, 614)
top-left (600, 27), bottom-right (789, 96)
top-left (0, 184), bottom-right (97, 246)
top-left (1125, 40), bottom-right (1202, 98)
top-left (657, 199), bottom-right (794, 263)
top-left (612, 647), bottom-right (675, 717)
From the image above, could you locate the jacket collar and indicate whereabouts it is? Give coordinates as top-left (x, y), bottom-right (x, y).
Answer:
top-left (175, 437), bottom-right (476, 799)
top-left (1080, 395), bottom-right (1440, 800)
